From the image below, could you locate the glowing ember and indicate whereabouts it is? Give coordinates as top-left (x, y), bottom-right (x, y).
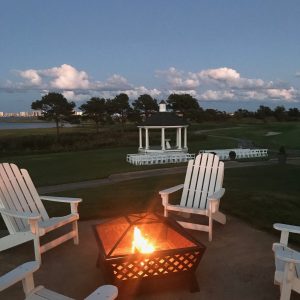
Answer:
top-left (132, 226), bottom-right (155, 254)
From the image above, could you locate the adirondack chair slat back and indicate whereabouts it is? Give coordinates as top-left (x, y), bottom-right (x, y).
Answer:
top-left (180, 154), bottom-right (224, 210)
top-left (0, 163), bottom-right (49, 233)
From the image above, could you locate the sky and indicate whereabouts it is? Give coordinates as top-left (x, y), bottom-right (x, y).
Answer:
top-left (1, 0), bottom-right (300, 112)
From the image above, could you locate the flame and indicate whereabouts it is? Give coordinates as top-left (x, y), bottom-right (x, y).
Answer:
top-left (132, 226), bottom-right (155, 254)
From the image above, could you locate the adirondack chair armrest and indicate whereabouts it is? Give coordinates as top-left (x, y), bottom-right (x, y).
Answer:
top-left (84, 285), bottom-right (118, 300)
top-left (39, 195), bottom-right (82, 203)
top-left (0, 261), bottom-right (39, 292)
top-left (159, 184), bottom-right (184, 196)
top-left (274, 245), bottom-right (300, 264)
top-left (0, 208), bottom-right (41, 220)
top-left (159, 184), bottom-right (184, 206)
top-left (273, 223), bottom-right (300, 246)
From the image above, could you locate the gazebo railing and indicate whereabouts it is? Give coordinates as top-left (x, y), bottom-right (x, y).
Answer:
top-left (127, 152), bottom-right (195, 165)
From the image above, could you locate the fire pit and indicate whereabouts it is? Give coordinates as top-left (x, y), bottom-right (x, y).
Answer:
top-left (94, 212), bottom-right (206, 292)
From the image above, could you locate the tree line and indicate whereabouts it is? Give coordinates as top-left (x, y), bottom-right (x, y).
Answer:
top-left (32, 92), bottom-right (300, 137)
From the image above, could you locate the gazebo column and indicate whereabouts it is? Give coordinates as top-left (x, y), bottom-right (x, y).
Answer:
top-left (161, 128), bottom-right (165, 151)
top-left (178, 127), bottom-right (182, 150)
top-left (145, 128), bottom-right (149, 150)
top-left (184, 127), bottom-right (187, 149)
top-left (139, 128), bottom-right (143, 149)
top-left (176, 128), bottom-right (179, 148)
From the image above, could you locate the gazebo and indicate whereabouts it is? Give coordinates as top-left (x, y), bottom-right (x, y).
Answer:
top-left (127, 101), bottom-right (195, 165)
top-left (137, 101), bottom-right (189, 153)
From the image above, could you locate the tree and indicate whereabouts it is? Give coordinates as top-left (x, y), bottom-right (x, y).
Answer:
top-left (287, 108), bottom-right (300, 121)
top-left (110, 93), bottom-right (131, 131)
top-left (80, 97), bottom-right (106, 133)
top-left (167, 93), bottom-right (200, 119)
top-left (255, 105), bottom-right (273, 120)
top-left (31, 92), bottom-right (75, 139)
top-left (233, 109), bottom-right (254, 119)
top-left (274, 106), bottom-right (286, 121)
top-left (132, 94), bottom-right (158, 118)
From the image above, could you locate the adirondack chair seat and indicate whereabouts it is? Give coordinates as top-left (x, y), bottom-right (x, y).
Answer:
top-left (160, 153), bottom-right (226, 241)
top-left (0, 163), bottom-right (82, 262)
top-left (160, 185), bottom-right (225, 216)
top-left (37, 214), bottom-right (79, 234)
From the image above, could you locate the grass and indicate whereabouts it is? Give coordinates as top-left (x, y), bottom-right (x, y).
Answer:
top-left (44, 163), bottom-right (300, 244)
top-left (0, 135), bottom-right (236, 186)
top-left (202, 122), bottom-right (300, 150)
top-left (0, 147), bottom-right (183, 186)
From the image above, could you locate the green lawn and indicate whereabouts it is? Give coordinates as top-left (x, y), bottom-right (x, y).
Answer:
top-left (0, 136), bottom-right (236, 186)
top-left (202, 122), bottom-right (300, 151)
top-left (44, 163), bottom-right (300, 244)
top-left (1, 121), bottom-right (300, 187)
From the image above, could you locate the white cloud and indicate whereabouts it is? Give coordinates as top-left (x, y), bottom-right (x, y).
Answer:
top-left (42, 64), bottom-right (90, 89)
top-left (167, 89), bottom-right (198, 98)
top-left (266, 87), bottom-right (296, 101)
top-left (19, 69), bottom-right (42, 86)
top-left (198, 67), bottom-right (240, 81)
top-left (156, 67), bottom-right (199, 90)
top-left (157, 66), bottom-right (299, 102)
top-left (199, 90), bottom-right (235, 101)
top-left (1, 64), bottom-right (300, 104)
top-left (62, 91), bottom-right (90, 102)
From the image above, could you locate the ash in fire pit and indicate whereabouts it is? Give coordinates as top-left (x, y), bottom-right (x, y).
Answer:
top-left (94, 212), bottom-right (206, 293)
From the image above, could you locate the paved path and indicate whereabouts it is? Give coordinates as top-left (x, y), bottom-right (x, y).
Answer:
top-left (37, 159), bottom-right (281, 194)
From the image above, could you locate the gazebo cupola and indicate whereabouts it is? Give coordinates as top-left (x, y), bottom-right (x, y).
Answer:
top-left (137, 101), bottom-right (189, 153)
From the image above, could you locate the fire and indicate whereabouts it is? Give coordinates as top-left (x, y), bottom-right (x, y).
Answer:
top-left (132, 226), bottom-right (155, 254)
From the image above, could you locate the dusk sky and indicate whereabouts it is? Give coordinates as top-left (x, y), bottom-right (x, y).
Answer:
top-left (1, 0), bottom-right (300, 112)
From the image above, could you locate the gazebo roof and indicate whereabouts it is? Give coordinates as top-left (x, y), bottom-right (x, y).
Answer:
top-left (139, 112), bottom-right (189, 127)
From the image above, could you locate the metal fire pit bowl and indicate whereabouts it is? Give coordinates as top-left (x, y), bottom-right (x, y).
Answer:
top-left (94, 212), bottom-right (206, 293)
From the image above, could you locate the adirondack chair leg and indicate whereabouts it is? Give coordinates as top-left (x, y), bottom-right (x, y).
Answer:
top-left (33, 236), bottom-right (41, 262)
top-left (29, 219), bottom-right (42, 262)
top-left (22, 273), bottom-right (35, 296)
top-left (161, 196), bottom-right (169, 217)
top-left (280, 231), bottom-right (289, 246)
top-left (73, 221), bottom-right (79, 245)
top-left (280, 263), bottom-right (294, 300)
top-left (208, 215), bottom-right (213, 242)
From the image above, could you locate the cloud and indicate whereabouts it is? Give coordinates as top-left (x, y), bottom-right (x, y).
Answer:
top-left (44, 64), bottom-right (90, 89)
top-left (19, 69), bottom-right (42, 86)
top-left (1, 64), bottom-right (299, 103)
top-left (266, 88), bottom-right (296, 101)
top-left (199, 90), bottom-right (235, 101)
top-left (296, 71), bottom-right (300, 77)
top-left (157, 66), bottom-right (299, 102)
top-left (156, 67), bottom-right (199, 90)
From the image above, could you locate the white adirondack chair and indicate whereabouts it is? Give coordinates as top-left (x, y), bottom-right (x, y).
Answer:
top-left (159, 153), bottom-right (226, 241)
top-left (0, 163), bottom-right (82, 262)
top-left (272, 223), bottom-right (300, 300)
top-left (0, 221), bottom-right (118, 300)
top-left (0, 261), bottom-right (118, 300)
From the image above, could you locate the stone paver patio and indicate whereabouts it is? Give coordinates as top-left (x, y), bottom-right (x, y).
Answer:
top-left (1, 215), bottom-right (286, 300)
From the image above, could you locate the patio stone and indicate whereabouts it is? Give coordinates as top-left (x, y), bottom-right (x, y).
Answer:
top-left (0, 215), bottom-right (282, 299)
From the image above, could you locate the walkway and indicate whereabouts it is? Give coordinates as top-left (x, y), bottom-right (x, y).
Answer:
top-left (37, 159), bottom-right (281, 194)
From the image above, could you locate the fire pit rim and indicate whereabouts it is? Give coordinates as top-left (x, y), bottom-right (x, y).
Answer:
top-left (93, 212), bottom-right (206, 260)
